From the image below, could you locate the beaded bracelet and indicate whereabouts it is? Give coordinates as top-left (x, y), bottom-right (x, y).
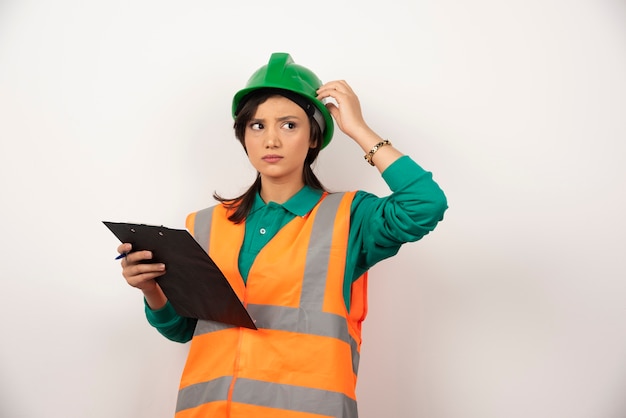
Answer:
top-left (364, 140), bottom-right (392, 166)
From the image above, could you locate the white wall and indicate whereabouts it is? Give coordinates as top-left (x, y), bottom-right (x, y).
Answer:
top-left (1, 1), bottom-right (625, 417)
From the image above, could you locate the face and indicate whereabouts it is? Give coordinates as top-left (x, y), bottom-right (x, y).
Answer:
top-left (244, 95), bottom-right (316, 187)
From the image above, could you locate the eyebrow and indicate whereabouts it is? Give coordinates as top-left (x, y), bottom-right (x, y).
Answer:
top-left (251, 115), bottom-right (303, 122)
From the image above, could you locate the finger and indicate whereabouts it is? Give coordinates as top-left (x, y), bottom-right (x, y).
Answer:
top-left (317, 87), bottom-right (358, 107)
top-left (126, 270), bottom-right (167, 288)
top-left (117, 243), bottom-right (132, 254)
top-left (319, 80), bottom-right (349, 90)
top-left (317, 82), bottom-right (340, 97)
top-left (325, 102), bottom-right (340, 120)
top-left (317, 88), bottom-right (348, 104)
top-left (316, 86), bottom-right (336, 100)
top-left (123, 261), bottom-right (166, 280)
top-left (331, 80), bottom-right (353, 93)
top-left (318, 80), bottom-right (353, 96)
top-left (124, 250), bottom-right (153, 265)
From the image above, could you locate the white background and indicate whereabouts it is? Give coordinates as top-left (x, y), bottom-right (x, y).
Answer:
top-left (1, 1), bottom-right (625, 417)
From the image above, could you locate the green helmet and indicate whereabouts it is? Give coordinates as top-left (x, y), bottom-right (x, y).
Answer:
top-left (232, 52), bottom-right (334, 149)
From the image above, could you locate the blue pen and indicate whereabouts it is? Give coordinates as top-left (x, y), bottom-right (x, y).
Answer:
top-left (115, 253), bottom-right (127, 260)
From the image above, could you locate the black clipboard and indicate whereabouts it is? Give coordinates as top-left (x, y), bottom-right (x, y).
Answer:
top-left (103, 221), bottom-right (257, 330)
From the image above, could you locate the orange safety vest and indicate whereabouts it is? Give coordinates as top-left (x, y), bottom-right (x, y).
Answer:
top-left (177, 192), bottom-right (368, 418)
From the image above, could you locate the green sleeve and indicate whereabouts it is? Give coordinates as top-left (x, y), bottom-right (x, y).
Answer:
top-left (144, 299), bottom-right (197, 343)
top-left (347, 155), bottom-right (448, 281)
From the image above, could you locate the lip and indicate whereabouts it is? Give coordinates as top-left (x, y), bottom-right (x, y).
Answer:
top-left (262, 154), bottom-right (283, 163)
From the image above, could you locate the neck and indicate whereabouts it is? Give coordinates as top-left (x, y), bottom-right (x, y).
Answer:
top-left (259, 177), bottom-right (305, 204)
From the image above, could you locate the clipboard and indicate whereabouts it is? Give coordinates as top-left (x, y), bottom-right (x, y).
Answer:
top-left (103, 221), bottom-right (257, 330)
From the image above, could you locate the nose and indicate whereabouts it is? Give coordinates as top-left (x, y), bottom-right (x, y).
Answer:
top-left (263, 127), bottom-right (280, 148)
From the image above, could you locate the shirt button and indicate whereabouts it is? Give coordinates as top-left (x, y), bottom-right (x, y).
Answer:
top-left (259, 228), bottom-right (266, 235)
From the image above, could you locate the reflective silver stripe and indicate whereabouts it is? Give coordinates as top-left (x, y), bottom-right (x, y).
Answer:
top-left (300, 192), bottom-right (345, 311)
top-left (193, 318), bottom-right (235, 336)
top-left (192, 304), bottom-right (351, 341)
top-left (176, 376), bottom-right (232, 412)
top-left (192, 206), bottom-right (215, 253)
top-left (193, 304), bottom-right (360, 375)
top-left (350, 337), bottom-right (360, 375)
top-left (248, 304), bottom-right (350, 342)
top-left (234, 378), bottom-right (358, 417)
top-left (248, 303), bottom-right (360, 375)
top-left (249, 303), bottom-right (360, 375)
top-left (178, 377), bottom-right (358, 417)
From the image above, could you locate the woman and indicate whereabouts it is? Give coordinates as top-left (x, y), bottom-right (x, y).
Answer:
top-left (118, 52), bottom-right (447, 418)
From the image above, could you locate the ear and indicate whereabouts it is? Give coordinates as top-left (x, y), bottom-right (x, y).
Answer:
top-left (309, 137), bottom-right (318, 149)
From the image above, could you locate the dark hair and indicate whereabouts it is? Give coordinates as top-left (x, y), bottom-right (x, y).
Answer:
top-left (213, 91), bottom-right (326, 224)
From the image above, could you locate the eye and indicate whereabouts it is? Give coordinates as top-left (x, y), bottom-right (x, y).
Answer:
top-left (249, 122), bottom-right (263, 130)
top-left (282, 121), bottom-right (296, 130)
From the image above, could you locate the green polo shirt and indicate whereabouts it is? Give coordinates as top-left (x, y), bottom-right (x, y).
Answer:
top-left (146, 156), bottom-right (447, 343)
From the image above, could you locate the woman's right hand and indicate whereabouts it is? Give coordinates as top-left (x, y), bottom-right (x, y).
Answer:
top-left (118, 243), bottom-right (168, 309)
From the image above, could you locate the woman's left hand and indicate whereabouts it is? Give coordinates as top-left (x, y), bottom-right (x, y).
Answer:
top-left (317, 80), bottom-right (373, 140)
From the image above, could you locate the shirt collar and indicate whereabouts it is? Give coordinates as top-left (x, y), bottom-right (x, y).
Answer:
top-left (251, 185), bottom-right (324, 217)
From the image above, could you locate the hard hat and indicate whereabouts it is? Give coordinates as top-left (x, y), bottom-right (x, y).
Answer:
top-left (232, 52), bottom-right (334, 149)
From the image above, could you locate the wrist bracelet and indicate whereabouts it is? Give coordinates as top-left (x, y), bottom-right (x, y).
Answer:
top-left (364, 140), bottom-right (392, 166)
